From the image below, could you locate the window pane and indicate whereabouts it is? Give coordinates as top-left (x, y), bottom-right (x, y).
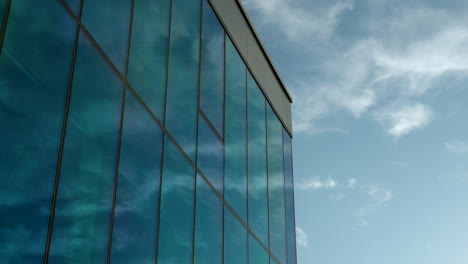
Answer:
top-left (200, 0), bottom-right (224, 135)
top-left (267, 105), bottom-right (287, 264)
top-left (127, 0), bottom-right (170, 121)
top-left (198, 114), bottom-right (223, 192)
top-left (64, 0), bottom-right (80, 15)
top-left (247, 72), bottom-right (268, 246)
top-left (224, 37), bottom-right (247, 220)
top-left (157, 137), bottom-right (195, 264)
top-left (165, 0), bottom-right (201, 160)
top-left (249, 235), bottom-right (269, 264)
top-left (110, 91), bottom-right (163, 263)
top-left (194, 175), bottom-right (223, 264)
top-left (224, 208), bottom-right (247, 264)
top-left (81, 0), bottom-right (131, 73)
top-left (0, 1), bottom-right (75, 262)
top-left (48, 31), bottom-right (124, 263)
top-left (283, 130), bottom-right (297, 264)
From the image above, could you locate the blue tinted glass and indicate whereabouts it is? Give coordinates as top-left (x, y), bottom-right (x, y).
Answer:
top-left (249, 235), bottom-right (269, 264)
top-left (267, 105), bottom-right (287, 264)
top-left (224, 208), bottom-right (247, 264)
top-left (0, 1), bottom-right (75, 262)
top-left (157, 137), bottom-right (195, 264)
top-left (110, 91), bottom-right (163, 263)
top-left (127, 0), bottom-right (170, 121)
top-left (48, 31), bottom-right (124, 263)
top-left (283, 130), bottom-right (297, 264)
top-left (200, 0), bottom-right (224, 135)
top-left (81, 0), bottom-right (131, 73)
top-left (224, 37), bottom-right (247, 220)
top-left (198, 114), bottom-right (223, 192)
top-left (194, 175), bottom-right (223, 264)
top-left (64, 0), bottom-right (81, 15)
top-left (165, 0), bottom-right (201, 160)
top-left (247, 72), bottom-right (269, 246)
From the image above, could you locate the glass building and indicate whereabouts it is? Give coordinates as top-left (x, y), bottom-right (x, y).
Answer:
top-left (0, 0), bottom-right (296, 263)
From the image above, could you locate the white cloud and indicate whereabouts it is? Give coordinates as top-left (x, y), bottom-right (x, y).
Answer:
top-left (355, 185), bottom-right (393, 226)
top-left (444, 141), bottom-right (468, 155)
top-left (296, 227), bottom-right (309, 247)
top-left (347, 178), bottom-right (357, 189)
top-left (374, 102), bottom-right (433, 138)
top-left (296, 177), bottom-right (337, 191)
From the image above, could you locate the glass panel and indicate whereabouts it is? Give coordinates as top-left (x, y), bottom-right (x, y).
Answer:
top-left (224, 37), bottom-right (247, 220)
top-left (64, 0), bottom-right (81, 15)
top-left (127, 0), bottom-right (170, 121)
top-left (249, 235), bottom-right (269, 264)
top-left (199, 0), bottom-right (224, 135)
top-left (81, 0), bottom-right (131, 73)
top-left (247, 72), bottom-right (268, 246)
top-left (194, 175), bottom-right (223, 264)
top-left (157, 137), bottom-right (195, 264)
top-left (48, 31), bottom-right (124, 263)
top-left (267, 105), bottom-right (287, 264)
top-left (165, 0), bottom-right (201, 160)
top-left (197, 114), bottom-right (223, 192)
top-left (224, 208), bottom-right (247, 264)
top-left (283, 130), bottom-right (297, 264)
top-left (110, 91), bottom-right (163, 263)
top-left (0, 1), bottom-right (75, 262)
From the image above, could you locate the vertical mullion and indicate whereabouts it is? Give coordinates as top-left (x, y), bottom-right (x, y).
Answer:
top-left (106, 0), bottom-right (135, 262)
top-left (265, 100), bottom-right (271, 264)
top-left (0, 0), bottom-right (11, 54)
top-left (43, 0), bottom-right (84, 262)
top-left (245, 63), bottom-right (249, 264)
top-left (222, 32), bottom-right (226, 264)
top-left (282, 130), bottom-right (288, 264)
top-left (289, 139), bottom-right (297, 264)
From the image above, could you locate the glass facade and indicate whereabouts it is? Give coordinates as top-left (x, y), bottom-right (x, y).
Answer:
top-left (0, 0), bottom-right (296, 263)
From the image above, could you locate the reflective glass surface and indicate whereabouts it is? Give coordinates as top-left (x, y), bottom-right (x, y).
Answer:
top-left (200, 0), bottom-right (224, 135)
top-left (267, 105), bottom-right (287, 264)
top-left (81, 0), bottom-right (131, 73)
top-left (247, 72), bottom-right (269, 246)
top-left (157, 137), bottom-right (195, 264)
top-left (249, 235), bottom-right (269, 264)
top-left (224, 208), bottom-right (247, 264)
top-left (0, 1), bottom-right (75, 261)
top-left (165, 0), bottom-right (201, 160)
top-left (127, 0), bottom-right (170, 121)
top-left (48, 31), bottom-right (124, 263)
top-left (64, 0), bottom-right (81, 16)
top-left (284, 130), bottom-right (297, 264)
top-left (194, 175), bottom-right (223, 264)
top-left (224, 37), bottom-right (247, 221)
top-left (198, 114), bottom-right (224, 193)
top-left (110, 91), bottom-right (163, 263)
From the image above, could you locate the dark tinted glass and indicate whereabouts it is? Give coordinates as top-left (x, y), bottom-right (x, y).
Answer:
top-left (157, 137), bottom-right (195, 264)
top-left (283, 130), bottom-right (297, 264)
top-left (194, 175), bottom-right (223, 264)
top-left (0, 1), bottom-right (75, 261)
top-left (224, 208), bottom-right (247, 264)
top-left (110, 91), bottom-right (163, 263)
top-left (165, 0), bottom-right (201, 160)
top-left (127, 0), bottom-right (170, 121)
top-left (81, 0), bottom-right (131, 73)
top-left (200, 0), bottom-right (224, 135)
top-left (48, 31), bottom-right (124, 263)
top-left (64, 0), bottom-right (81, 15)
top-left (267, 105), bottom-right (287, 264)
top-left (249, 235), bottom-right (269, 264)
top-left (247, 72), bottom-right (269, 246)
top-left (198, 114), bottom-right (224, 192)
top-left (224, 37), bottom-right (247, 220)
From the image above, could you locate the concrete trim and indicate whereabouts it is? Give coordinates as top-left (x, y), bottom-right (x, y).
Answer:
top-left (207, 0), bottom-right (293, 136)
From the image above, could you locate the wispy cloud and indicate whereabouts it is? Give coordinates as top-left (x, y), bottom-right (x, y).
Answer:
top-left (374, 102), bottom-right (433, 138)
top-left (444, 141), bottom-right (468, 155)
top-left (242, 0), bottom-right (353, 43)
top-left (347, 178), bottom-right (357, 189)
top-left (355, 184), bottom-right (393, 226)
top-left (296, 227), bottom-right (309, 247)
top-left (296, 177), bottom-right (337, 191)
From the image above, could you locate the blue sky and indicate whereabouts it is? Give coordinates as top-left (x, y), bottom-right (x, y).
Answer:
top-left (241, 0), bottom-right (468, 263)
